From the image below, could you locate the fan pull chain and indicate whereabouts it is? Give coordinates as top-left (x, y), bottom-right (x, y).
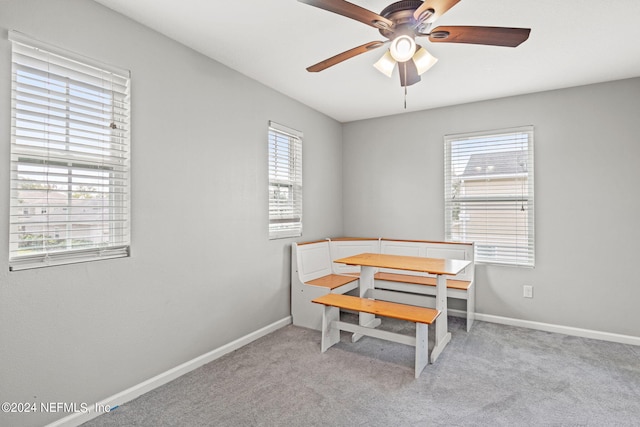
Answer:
top-left (403, 65), bottom-right (407, 109)
top-left (404, 86), bottom-right (407, 109)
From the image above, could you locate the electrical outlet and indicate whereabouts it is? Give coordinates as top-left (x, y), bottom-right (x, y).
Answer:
top-left (523, 285), bottom-right (533, 298)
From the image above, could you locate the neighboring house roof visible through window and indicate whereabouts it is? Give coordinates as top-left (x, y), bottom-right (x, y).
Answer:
top-left (460, 150), bottom-right (528, 179)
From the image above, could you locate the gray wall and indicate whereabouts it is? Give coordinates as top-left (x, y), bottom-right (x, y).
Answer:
top-left (0, 1), bottom-right (343, 426)
top-left (343, 77), bottom-right (640, 338)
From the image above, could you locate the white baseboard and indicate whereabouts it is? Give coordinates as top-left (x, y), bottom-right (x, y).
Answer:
top-left (473, 312), bottom-right (640, 346)
top-left (447, 308), bottom-right (467, 319)
top-left (46, 316), bottom-right (292, 427)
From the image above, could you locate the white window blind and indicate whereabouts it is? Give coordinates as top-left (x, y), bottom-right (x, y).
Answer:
top-left (444, 126), bottom-right (534, 267)
top-left (9, 31), bottom-right (131, 270)
top-left (268, 121), bottom-right (302, 239)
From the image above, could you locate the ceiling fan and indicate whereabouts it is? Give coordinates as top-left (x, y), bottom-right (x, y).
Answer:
top-left (299, 0), bottom-right (531, 87)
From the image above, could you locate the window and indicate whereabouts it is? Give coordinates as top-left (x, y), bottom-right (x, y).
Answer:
top-left (444, 126), bottom-right (534, 267)
top-left (9, 31), bottom-right (131, 270)
top-left (268, 121), bottom-right (302, 239)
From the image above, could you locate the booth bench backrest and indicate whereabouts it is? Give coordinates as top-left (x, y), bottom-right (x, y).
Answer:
top-left (294, 240), bottom-right (334, 283)
top-left (329, 238), bottom-right (380, 275)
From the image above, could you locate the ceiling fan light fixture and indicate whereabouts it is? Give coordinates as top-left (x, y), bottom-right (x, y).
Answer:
top-left (389, 35), bottom-right (416, 63)
top-left (413, 47), bottom-right (438, 75)
top-left (373, 50), bottom-right (396, 77)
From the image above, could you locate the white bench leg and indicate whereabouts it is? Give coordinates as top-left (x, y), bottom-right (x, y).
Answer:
top-left (321, 305), bottom-right (340, 352)
top-left (415, 322), bottom-right (429, 378)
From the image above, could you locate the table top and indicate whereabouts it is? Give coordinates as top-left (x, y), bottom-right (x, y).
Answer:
top-left (333, 252), bottom-right (471, 276)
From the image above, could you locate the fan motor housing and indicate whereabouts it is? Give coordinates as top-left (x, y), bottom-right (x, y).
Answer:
top-left (379, 0), bottom-right (425, 39)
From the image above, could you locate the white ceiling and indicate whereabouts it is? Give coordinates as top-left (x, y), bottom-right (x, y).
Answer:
top-left (94, 0), bottom-right (640, 123)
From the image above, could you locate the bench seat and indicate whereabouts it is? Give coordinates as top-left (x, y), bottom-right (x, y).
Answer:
top-left (307, 274), bottom-right (358, 289)
top-left (374, 272), bottom-right (471, 291)
top-left (312, 293), bottom-right (440, 378)
top-left (313, 293), bottom-right (440, 324)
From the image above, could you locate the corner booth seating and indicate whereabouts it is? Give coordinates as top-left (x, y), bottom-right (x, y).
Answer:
top-left (291, 238), bottom-right (378, 331)
top-left (291, 237), bottom-right (475, 332)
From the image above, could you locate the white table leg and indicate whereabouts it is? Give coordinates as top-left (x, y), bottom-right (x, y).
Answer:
top-left (430, 274), bottom-right (451, 363)
top-left (353, 265), bottom-right (381, 342)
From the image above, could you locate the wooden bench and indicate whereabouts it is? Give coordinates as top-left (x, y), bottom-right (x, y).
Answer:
top-left (312, 293), bottom-right (440, 378)
top-left (291, 241), bottom-right (359, 330)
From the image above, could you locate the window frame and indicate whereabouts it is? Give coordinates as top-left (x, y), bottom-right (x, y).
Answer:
top-left (268, 121), bottom-right (302, 240)
top-left (8, 31), bottom-right (131, 271)
top-left (444, 126), bottom-right (535, 267)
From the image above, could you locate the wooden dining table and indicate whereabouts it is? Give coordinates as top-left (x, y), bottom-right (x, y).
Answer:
top-left (333, 252), bottom-right (471, 363)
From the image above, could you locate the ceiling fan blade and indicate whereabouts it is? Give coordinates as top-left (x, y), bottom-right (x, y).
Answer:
top-left (299, 0), bottom-right (393, 30)
top-left (413, 0), bottom-right (461, 24)
top-left (306, 41), bottom-right (386, 72)
top-left (429, 26), bottom-right (531, 47)
top-left (398, 60), bottom-right (421, 87)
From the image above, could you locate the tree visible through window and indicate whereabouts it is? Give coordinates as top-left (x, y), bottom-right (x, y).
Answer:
top-left (444, 126), bottom-right (534, 267)
top-left (9, 31), bottom-right (131, 270)
top-left (268, 121), bottom-right (302, 239)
